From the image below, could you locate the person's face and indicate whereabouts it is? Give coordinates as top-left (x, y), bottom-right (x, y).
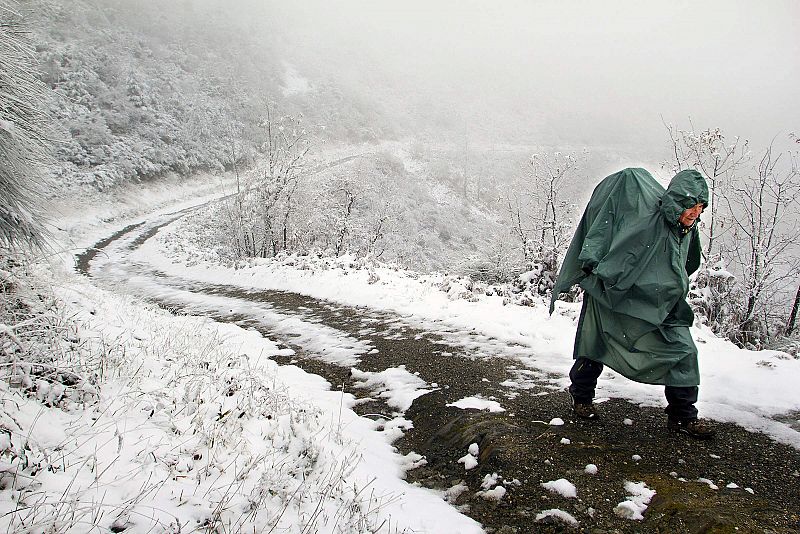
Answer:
top-left (679, 203), bottom-right (704, 227)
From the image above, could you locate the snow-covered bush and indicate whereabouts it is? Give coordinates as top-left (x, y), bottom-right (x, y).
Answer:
top-left (1, 254), bottom-right (101, 410)
top-left (457, 238), bottom-right (521, 285)
top-left (515, 245), bottom-right (559, 298)
top-left (767, 336), bottom-right (800, 359)
top-left (688, 257), bottom-right (741, 337)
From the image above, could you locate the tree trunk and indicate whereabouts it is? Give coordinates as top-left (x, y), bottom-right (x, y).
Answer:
top-left (787, 283), bottom-right (800, 336)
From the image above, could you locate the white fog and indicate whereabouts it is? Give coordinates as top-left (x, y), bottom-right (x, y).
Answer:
top-left (262, 0), bottom-right (799, 152)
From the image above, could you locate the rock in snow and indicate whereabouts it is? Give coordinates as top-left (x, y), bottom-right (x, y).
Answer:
top-left (457, 452), bottom-right (478, 470)
top-left (481, 472), bottom-right (500, 490)
top-left (478, 485), bottom-right (507, 501)
top-left (698, 477), bottom-right (719, 490)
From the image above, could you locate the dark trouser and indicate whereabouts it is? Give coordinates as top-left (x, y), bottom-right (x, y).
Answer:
top-left (569, 357), bottom-right (699, 421)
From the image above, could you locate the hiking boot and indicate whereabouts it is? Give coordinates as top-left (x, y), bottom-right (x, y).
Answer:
top-left (668, 418), bottom-right (716, 440)
top-left (572, 400), bottom-right (599, 420)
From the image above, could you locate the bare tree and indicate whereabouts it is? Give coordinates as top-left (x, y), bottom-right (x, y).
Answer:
top-left (500, 149), bottom-right (585, 295)
top-left (333, 186), bottom-right (357, 256)
top-left (314, 169), bottom-right (364, 257)
top-left (220, 105), bottom-right (312, 259)
top-left (261, 106), bottom-right (311, 254)
top-left (221, 120), bottom-right (249, 257)
top-left (787, 283), bottom-right (800, 336)
top-left (461, 120), bottom-right (470, 199)
top-left (725, 146), bottom-right (800, 345)
top-left (502, 187), bottom-right (533, 262)
top-left (528, 151), bottom-right (585, 260)
top-left (665, 123), bottom-right (748, 343)
top-left (664, 121), bottom-right (750, 258)
top-left (362, 191), bottom-right (395, 259)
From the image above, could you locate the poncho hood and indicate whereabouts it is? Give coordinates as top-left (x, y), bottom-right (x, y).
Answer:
top-left (659, 169), bottom-right (710, 228)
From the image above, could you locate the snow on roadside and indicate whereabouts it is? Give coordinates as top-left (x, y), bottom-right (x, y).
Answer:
top-left (536, 508), bottom-right (579, 526)
top-left (476, 472), bottom-right (507, 501)
top-left (131, 214), bottom-right (800, 448)
top-left (457, 443), bottom-right (480, 470)
top-left (0, 264), bottom-right (482, 533)
top-left (541, 478), bottom-right (577, 499)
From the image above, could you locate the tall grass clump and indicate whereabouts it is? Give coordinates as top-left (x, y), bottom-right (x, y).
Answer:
top-left (1, 0), bottom-right (54, 250)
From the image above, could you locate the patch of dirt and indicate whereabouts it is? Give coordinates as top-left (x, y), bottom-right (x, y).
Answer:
top-left (402, 391), bottom-right (800, 533)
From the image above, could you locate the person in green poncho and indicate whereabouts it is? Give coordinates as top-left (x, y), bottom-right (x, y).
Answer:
top-left (550, 167), bottom-right (715, 439)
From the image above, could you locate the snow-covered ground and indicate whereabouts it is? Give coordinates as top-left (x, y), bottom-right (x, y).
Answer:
top-left (8, 173), bottom-right (798, 533)
top-left (3, 271), bottom-right (478, 533)
top-left (2, 176), bottom-right (489, 533)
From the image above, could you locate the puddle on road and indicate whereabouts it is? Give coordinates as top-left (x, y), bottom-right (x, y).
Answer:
top-left (774, 410), bottom-right (800, 431)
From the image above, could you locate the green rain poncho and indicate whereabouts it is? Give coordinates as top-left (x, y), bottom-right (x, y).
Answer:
top-left (549, 168), bottom-right (709, 386)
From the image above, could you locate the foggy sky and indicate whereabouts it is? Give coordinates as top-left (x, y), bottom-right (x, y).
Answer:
top-left (262, 0), bottom-right (798, 154)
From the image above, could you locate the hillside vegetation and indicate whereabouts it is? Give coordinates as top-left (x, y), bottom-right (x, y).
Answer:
top-left (31, 0), bottom-right (397, 191)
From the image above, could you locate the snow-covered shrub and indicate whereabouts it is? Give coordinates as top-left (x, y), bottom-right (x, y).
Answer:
top-left (516, 245), bottom-right (559, 297)
top-left (1, 254), bottom-right (102, 409)
top-left (456, 234), bottom-right (522, 286)
top-left (688, 256), bottom-right (792, 350)
top-left (436, 275), bottom-right (480, 302)
top-left (689, 257), bottom-right (746, 340)
top-left (765, 336), bottom-right (800, 359)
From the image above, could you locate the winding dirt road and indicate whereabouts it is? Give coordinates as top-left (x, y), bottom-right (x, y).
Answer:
top-left (77, 213), bottom-right (800, 534)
